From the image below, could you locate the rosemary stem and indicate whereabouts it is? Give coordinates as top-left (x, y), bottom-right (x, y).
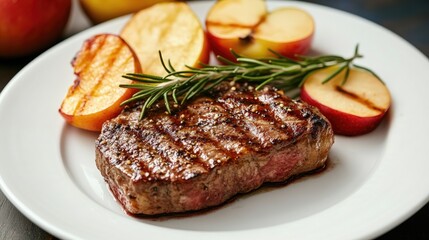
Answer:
top-left (120, 45), bottom-right (381, 119)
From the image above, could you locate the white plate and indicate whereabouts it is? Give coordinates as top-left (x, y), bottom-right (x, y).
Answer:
top-left (1, 1), bottom-right (428, 239)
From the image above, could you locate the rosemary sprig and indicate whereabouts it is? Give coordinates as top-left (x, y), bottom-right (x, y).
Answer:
top-left (120, 45), bottom-right (381, 119)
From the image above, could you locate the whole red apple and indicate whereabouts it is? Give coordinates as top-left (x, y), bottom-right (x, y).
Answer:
top-left (0, 0), bottom-right (71, 58)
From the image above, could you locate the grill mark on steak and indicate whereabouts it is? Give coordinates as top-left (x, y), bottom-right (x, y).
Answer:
top-left (185, 98), bottom-right (255, 157)
top-left (104, 122), bottom-right (158, 181)
top-left (154, 109), bottom-right (232, 171)
top-left (217, 88), bottom-right (293, 149)
top-left (129, 118), bottom-right (206, 181)
top-left (255, 90), bottom-right (307, 140)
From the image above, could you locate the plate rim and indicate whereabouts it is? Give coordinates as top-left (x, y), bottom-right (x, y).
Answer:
top-left (1, 1), bottom-right (429, 239)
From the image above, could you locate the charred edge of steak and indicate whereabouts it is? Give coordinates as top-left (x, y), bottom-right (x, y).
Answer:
top-left (95, 83), bottom-right (334, 215)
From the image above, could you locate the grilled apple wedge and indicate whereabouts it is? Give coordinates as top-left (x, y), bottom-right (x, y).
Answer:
top-left (59, 34), bottom-right (141, 132)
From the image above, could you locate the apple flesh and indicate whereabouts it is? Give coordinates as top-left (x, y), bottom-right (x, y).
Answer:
top-left (59, 34), bottom-right (141, 132)
top-left (0, 0), bottom-right (71, 58)
top-left (79, 0), bottom-right (178, 24)
top-left (300, 67), bottom-right (391, 136)
top-left (120, 2), bottom-right (210, 77)
top-left (206, 0), bottom-right (314, 61)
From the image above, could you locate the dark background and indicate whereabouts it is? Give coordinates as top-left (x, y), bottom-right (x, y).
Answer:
top-left (0, 0), bottom-right (428, 239)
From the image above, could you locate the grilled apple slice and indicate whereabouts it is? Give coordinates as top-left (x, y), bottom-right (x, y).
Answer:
top-left (300, 66), bottom-right (391, 136)
top-left (59, 34), bottom-right (141, 132)
top-left (120, 2), bottom-right (209, 76)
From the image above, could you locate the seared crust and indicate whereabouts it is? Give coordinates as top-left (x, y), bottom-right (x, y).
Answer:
top-left (95, 83), bottom-right (334, 215)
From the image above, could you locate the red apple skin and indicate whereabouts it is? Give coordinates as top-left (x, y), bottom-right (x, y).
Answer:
top-left (0, 0), bottom-right (71, 58)
top-left (206, 32), bottom-right (236, 61)
top-left (271, 34), bottom-right (313, 59)
top-left (300, 86), bottom-right (388, 136)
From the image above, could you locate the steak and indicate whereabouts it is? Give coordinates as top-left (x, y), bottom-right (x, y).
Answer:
top-left (95, 83), bottom-right (334, 215)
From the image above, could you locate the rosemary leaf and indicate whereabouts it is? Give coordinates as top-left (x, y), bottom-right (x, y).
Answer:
top-left (159, 51), bottom-right (172, 73)
top-left (163, 92), bottom-right (171, 114)
top-left (341, 66), bottom-right (351, 86)
top-left (353, 64), bottom-right (384, 84)
top-left (172, 88), bottom-right (179, 104)
top-left (321, 63), bottom-right (348, 84)
top-left (182, 76), bottom-right (209, 103)
top-left (139, 97), bottom-right (151, 119)
top-left (124, 73), bottom-right (166, 81)
top-left (167, 59), bottom-right (176, 73)
top-left (256, 77), bottom-right (275, 90)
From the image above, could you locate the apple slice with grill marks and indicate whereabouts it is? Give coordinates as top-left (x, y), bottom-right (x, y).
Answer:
top-left (300, 66), bottom-right (391, 136)
top-left (59, 34), bottom-right (141, 132)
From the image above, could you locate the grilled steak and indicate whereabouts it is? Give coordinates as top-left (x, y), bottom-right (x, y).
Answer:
top-left (95, 83), bottom-right (334, 215)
